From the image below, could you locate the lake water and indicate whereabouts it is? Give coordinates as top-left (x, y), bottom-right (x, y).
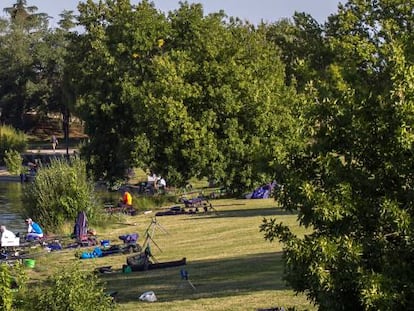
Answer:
top-left (0, 181), bottom-right (130, 237)
top-left (0, 182), bottom-right (27, 234)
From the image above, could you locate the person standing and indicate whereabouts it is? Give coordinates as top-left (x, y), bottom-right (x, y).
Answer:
top-left (51, 135), bottom-right (58, 151)
top-left (25, 218), bottom-right (44, 241)
top-left (157, 176), bottom-right (167, 192)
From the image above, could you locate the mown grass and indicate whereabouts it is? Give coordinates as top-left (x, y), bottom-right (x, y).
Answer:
top-left (24, 197), bottom-right (314, 311)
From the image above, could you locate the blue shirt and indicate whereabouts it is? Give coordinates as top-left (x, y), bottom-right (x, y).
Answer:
top-left (31, 222), bottom-right (43, 234)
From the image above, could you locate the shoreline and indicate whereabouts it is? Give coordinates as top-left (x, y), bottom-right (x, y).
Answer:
top-left (0, 166), bottom-right (11, 176)
top-left (0, 148), bottom-right (77, 181)
top-left (0, 167), bottom-right (21, 182)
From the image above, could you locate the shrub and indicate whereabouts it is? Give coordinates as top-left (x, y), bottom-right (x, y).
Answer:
top-left (0, 125), bottom-right (27, 165)
top-left (23, 157), bottom-right (100, 233)
top-left (24, 263), bottom-right (114, 311)
top-left (4, 150), bottom-right (23, 174)
top-left (0, 262), bottom-right (27, 311)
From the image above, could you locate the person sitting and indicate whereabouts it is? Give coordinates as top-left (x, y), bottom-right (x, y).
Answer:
top-left (121, 191), bottom-right (133, 206)
top-left (1, 225), bottom-right (19, 247)
top-left (25, 218), bottom-right (44, 241)
top-left (157, 176), bottom-right (167, 190)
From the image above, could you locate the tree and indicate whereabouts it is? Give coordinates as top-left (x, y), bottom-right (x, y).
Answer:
top-left (261, 1), bottom-right (414, 310)
top-left (0, 0), bottom-right (50, 128)
top-left (74, 0), bottom-right (298, 191)
top-left (3, 0), bottom-right (47, 22)
top-left (44, 10), bottom-right (78, 154)
top-left (72, 0), bottom-right (171, 183)
top-left (0, 1), bottom-right (75, 134)
top-left (263, 12), bottom-right (333, 90)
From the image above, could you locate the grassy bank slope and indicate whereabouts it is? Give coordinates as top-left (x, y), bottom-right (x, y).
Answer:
top-left (28, 197), bottom-right (314, 311)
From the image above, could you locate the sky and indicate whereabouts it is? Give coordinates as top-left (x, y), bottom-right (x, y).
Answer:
top-left (1, 0), bottom-right (341, 27)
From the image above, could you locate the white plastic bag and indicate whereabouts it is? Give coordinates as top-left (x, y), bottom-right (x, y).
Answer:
top-left (139, 291), bottom-right (157, 302)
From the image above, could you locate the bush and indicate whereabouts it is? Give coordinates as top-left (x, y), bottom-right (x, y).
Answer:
top-left (0, 125), bottom-right (27, 165)
top-left (24, 263), bottom-right (114, 311)
top-left (23, 157), bottom-right (100, 233)
top-left (0, 262), bottom-right (27, 311)
top-left (4, 150), bottom-right (23, 174)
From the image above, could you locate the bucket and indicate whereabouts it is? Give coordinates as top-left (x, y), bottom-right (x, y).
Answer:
top-left (24, 259), bottom-right (36, 269)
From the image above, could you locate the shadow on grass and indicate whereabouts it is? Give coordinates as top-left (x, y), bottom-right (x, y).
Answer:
top-left (100, 251), bottom-right (288, 304)
top-left (181, 206), bottom-right (297, 220)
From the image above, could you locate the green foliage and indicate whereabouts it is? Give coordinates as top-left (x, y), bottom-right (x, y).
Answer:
top-left (0, 1), bottom-right (76, 132)
top-left (262, 1), bottom-right (414, 310)
top-left (0, 262), bottom-right (27, 311)
top-left (74, 0), bottom-right (298, 192)
top-left (25, 262), bottom-right (114, 311)
top-left (23, 157), bottom-right (99, 233)
top-left (0, 1), bottom-right (51, 129)
top-left (4, 149), bottom-right (23, 174)
top-left (73, 0), bottom-right (170, 184)
top-left (263, 13), bottom-right (333, 90)
top-left (0, 264), bottom-right (14, 311)
top-left (0, 124), bottom-right (27, 165)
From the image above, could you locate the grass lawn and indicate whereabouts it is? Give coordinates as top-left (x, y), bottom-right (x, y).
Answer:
top-left (26, 197), bottom-right (314, 311)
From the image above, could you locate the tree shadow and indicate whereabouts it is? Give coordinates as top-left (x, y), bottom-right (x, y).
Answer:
top-left (182, 206), bottom-right (297, 220)
top-left (100, 252), bottom-right (289, 304)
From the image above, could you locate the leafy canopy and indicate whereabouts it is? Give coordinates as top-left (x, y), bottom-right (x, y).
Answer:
top-left (262, 0), bottom-right (414, 310)
top-left (74, 0), bottom-right (298, 191)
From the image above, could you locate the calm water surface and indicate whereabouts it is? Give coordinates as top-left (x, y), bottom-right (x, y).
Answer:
top-left (0, 181), bottom-right (125, 236)
top-left (0, 182), bottom-right (26, 234)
